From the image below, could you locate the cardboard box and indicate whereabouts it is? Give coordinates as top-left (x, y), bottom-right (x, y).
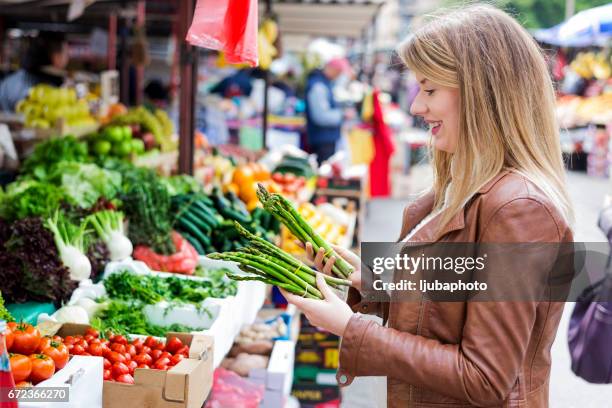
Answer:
top-left (20, 355), bottom-right (103, 408)
top-left (55, 324), bottom-right (214, 408)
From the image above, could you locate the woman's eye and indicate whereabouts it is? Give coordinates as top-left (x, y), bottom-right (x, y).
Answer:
top-left (425, 89), bottom-right (435, 96)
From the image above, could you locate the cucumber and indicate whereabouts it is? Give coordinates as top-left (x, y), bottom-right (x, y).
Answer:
top-left (179, 231), bottom-right (206, 254)
top-left (177, 217), bottom-right (211, 247)
top-left (182, 211), bottom-right (212, 233)
top-left (186, 206), bottom-right (217, 230)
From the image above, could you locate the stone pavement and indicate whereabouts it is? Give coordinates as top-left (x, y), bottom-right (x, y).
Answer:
top-left (340, 167), bottom-right (612, 407)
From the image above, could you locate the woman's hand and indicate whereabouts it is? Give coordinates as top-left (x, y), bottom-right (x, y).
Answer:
top-left (280, 272), bottom-right (354, 337)
top-left (303, 242), bottom-right (362, 291)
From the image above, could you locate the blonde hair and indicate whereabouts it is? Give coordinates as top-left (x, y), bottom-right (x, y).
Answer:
top-left (398, 4), bottom-right (574, 232)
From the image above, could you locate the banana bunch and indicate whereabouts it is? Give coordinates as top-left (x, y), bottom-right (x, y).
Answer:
top-left (258, 19), bottom-right (278, 69)
top-left (570, 51), bottom-right (612, 80)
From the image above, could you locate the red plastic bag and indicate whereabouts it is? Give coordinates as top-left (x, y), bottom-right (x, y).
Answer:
top-left (205, 368), bottom-right (264, 408)
top-left (186, 0), bottom-right (258, 66)
top-left (133, 231), bottom-right (198, 274)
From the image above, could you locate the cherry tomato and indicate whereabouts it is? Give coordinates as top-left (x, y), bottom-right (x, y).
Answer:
top-left (159, 352), bottom-right (172, 361)
top-left (9, 354), bottom-right (32, 382)
top-left (11, 323), bottom-right (41, 355)
top-left (131, 338), bottom-right (144, 352)
top-left (111, 362), bottom-right (129, 378)
top-left (88, 343), bottom-right (104, 357)
top-left (108, 351), bottom-right (126, 364)
top-left (115, 373), bottom-right (134, 384)
top-left (127, 360), bottom-right (138, 374)
top-left (153, 357), bottom-right (170, 370)
top-left (134, 353), bottom-right (153, 366)
top-left (41, 341), bottom-right (69, 370)
top-left (153, 342), bottom-right (165, 351)
top-left (150, 349), bottom-right (162, 361)
top-left (110, 343), bottom-right (126, 354)
top-left (85, 328), bottom-right (99, 339)
top-left (76, 339), bottom-right (89, 350)
top-left (103, 358), bottom-right (111, 370)
top-left (170, 354), bottom-right (185, 366)
top-left (175, 345), bottom-right (190, 357)
top-left (81, 352), bottom-right (92, 356)
top-left (122, 352), bottom-right (132, 362)
top-left (142, 346), bottom-right (152, 355)
top-left (63, 336), bottom-right (76, 346)
top-left (29, 354), bottom-right (55, 384)
top-left (103, 369), bottom-right (112, 381)
top-left (72, 345), bottom-right (86, 355)
top-left (136, 363), bottom-right (149, 369)
top-left (84, 335), bottom-right (95, 343)
top-left (113, 335), bottom-right (128, 345)
top-left (165, 337), bottom-right (183, 354)
top-left (144, 336), bottom-right (157, 348)
top-left (126, 344), bottom-right (137, 357)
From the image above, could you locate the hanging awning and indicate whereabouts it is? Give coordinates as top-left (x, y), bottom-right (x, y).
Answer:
top-left (264, 0), bottom-right (385, 38)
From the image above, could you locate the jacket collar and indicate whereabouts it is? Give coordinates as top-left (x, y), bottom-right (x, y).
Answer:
top-left (397, 170), bottom-right (512, 242)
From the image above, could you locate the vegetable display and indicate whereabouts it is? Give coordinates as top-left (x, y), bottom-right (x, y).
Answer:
top-left (20, 136), bottom-right (90, 181)
top-left (209, 222), bottom-right (350, 300)
top-left (256, 184), bottom-right (353, 279)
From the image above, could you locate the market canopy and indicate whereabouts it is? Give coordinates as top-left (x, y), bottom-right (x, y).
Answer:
top-left (263, 0), bottom-right (385, 38)
top-left (533, 3), bottom-right (612, 47)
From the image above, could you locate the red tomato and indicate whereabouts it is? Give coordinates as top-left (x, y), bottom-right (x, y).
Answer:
top-left (175, 346), bottom-right (190, 357)
top-left (153, 342), bottom-right (165, 351)
top-left (136, 364), bottom-right (149, 369)
top-left (81, 352), bottom-right (91, 356)
top-left (88, 343), bottom-right (104, 357)
top-left (159, 352), bottom-right (172, 361)
top-left (165, 337), bottom-right (183, 354)
top-left (85, 328), bottom-right (99, 339)
top-left (63, 336), bottom-right (76, 346)
top-left (11, 323), bottom-right (41, 355)
top-left (134, 353), bottom-right (152, 366)
top-left (9, 354), bottom-right (32, 382)
top-left (76, 339), bottom-right (89, 349)
top-left (127, 360), bottom-right (138, 374)
top-left (150, 349), bottom-right (162, 361)
top-left (113, 335), bottom-right (128, 345)
top-left (108, 351), bottom-right (126, 364)
top-left (142, 346), bottom-right (152, 355)
top-left (103, 369), bottom-right (112, 381)
top-left (170, 354), bottom-right (184, 366)
top-left (123, 352), bottom-right (132, 362)
top-left (41, 341), bottom-right (69, 370)
top-left (103, 359), bottom-right (111, 370)
top-left (72, 345), bottom-right (86, 355)
top-left (144, 336), bottom-right (157, 348)
top-left (153, 357), bottom-right (170, 370)
top-left (84, 335), bottom-right (95, 343)
top-left (37, 336), bottom-right (62, 353)
top-left (29, 354), bottom-right (55, 384)
top-left (111, 362), bottom-right (129, 378)
top-left (110, 343), bottom-right (126, 354)
top-left (115, 374), bottom-right (134, 384)
top-left (5, 328), bottom-right (14, 352)
top-left (126, 344), bottom-right (137, 357)
top-left (131, 338), bottom-right (144, 352)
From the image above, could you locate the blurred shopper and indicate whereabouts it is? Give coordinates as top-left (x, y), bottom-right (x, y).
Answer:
top-left (282, 5), bottom-right (574, 407)
top-left (305, 57), bottom-right (351, 164)
top-left (0, 32), bottom-right (69, 112)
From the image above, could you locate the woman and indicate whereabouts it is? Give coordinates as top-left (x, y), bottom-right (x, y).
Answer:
top-left (282, 4), bottom-right (574, 407)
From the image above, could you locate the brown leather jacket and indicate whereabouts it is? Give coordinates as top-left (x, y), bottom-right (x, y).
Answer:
top-left (337, 170), bottom-right (573, 407)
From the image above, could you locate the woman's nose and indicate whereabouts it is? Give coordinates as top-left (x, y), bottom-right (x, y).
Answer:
top-left (410, 94), bottom-right (427, 116)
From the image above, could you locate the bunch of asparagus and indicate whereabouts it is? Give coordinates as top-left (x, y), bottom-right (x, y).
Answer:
top-left (255, 184), bottom-right (354, 279)
top-left (208, 223), bottom-right (351, 300)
